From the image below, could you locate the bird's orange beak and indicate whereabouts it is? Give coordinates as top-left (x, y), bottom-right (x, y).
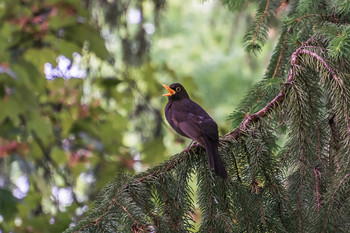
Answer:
top-left (162, 84), bottom-right (176, 96)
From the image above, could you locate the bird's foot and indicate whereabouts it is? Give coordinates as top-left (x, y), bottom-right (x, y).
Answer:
top-left (184, 140), bottom-right (199, 152)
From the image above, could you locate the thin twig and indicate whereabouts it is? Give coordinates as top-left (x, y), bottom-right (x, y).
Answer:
top-left (272, 27), bottom-right (291, 79)
top-left (251, 0), bottom-right (271, 47)
top-left (313, 167), bottom-right (321, 211)
top-left (296, 14), bottom-right (319, 22)
top-left (321, 172), bottom-right (350, 233)
top-left (290, 69), bottom-right (306, 233)
top-left (298, 49), bottom-right (350, 137)
top-left (115, 201), bottom-right (140, 226)
top-left (77, 38), bottom-right (348, 232)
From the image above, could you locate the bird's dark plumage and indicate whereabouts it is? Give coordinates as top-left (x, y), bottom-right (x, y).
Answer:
top-left (163, 83), bottom-right (227, 179)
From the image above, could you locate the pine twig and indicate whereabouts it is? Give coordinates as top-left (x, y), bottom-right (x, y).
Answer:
top-left (272, 27), bottom-right (291, 79)
top-left (228, 38), bottom-right (347, 140)
top-left (313, 167), bottom-right (322, 211)
top-left (74, 38), bottom-right (347, 232)
top-left (321, 172), bottom-right (350, 233)
top-left (298, 48), bottom-right (350, 137)
top-left (251, 0), bottom-right (271, 47)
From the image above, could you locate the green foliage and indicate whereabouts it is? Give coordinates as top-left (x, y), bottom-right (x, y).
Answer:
top-left (3, 0), bottom-right (264, 231)
top-left (0, 188), bottom-right (19, 220)
top-left (219, 0), bottom-right (247, 11)
top-left (65, 0), bottom-right (350, 232)
top-left (2, 0), bottom-right (350, 232)
top-left (330, 0), bottom-right (350, 15)
top-left (242, 0), bottom-right (285, 54)
top-left (0, 0), bottom-right (151, 231)
top-left (328, 27), bottom-right (350, 61)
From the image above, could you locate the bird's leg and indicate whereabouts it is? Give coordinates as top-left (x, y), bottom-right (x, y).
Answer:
top-left (184, 139), bottom-right (195, 152)
top-left (184, 140), bottom-right (201, 152)
top-left (192, 141), bottom-right (199, 146)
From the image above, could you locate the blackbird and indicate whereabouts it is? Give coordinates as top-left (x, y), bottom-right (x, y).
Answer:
top-left (162, 83), bottom-right (227, 179)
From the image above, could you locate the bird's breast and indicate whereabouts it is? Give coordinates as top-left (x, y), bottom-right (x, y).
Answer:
top-left (165, 103), bottom-right (178, 127)
top-left (170, 112), bottom-right (179, 127)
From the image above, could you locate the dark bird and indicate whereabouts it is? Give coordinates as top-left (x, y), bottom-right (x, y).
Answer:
top-left (162, 83), bottom-right (227, 179)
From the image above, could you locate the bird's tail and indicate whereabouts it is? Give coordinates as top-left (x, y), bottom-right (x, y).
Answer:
top-left (204, 137), bottom-right (228, 179)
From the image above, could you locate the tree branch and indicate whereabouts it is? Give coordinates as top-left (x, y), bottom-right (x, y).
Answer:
top-left (75, 39), bottom-right (345, 232)
top-left (321, 172), bottom-right (350, 233)
top-left (130, 41), bottom-right (339, 186)
top-left (251, 0), bottom-right (271, 47)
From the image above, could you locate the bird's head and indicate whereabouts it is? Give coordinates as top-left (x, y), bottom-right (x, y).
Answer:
top-left (162, 83), bottom-right (189, 100)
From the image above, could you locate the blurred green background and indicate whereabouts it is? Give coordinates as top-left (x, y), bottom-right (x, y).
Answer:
top-left (0, 0), bottom-right (277, 232)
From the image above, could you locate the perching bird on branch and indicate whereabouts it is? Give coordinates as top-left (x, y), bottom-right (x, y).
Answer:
top-left (162, 83), bottom-right (227, 179)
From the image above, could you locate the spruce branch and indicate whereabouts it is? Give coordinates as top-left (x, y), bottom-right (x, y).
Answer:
top-left (321, 172), bottom-right (350, 233)
top-left (295, 14), bottom-right (319, 23)
top-left (67, 37), bottom-right (349, 232)
top-left (313, 166), bottom-right (321, 211)
top-left (296, 48), bottom-right (350, 137)
top-left (302, 78), bottom-right (323, 162)
top-left (244, 0), bottom-right (274, 53)
top-left (229, 38), bottom-right (348, 140)
top-left (272, 27), bottom-right (290, 79)
top-left (232, 150), bottom-right (242, 183)
top-left (251, 0), bottom-right (271, 48)
top-left (271, 13), bottom-right (339, 81)
top-left (115, 201), bottom-right (143, 229)
top-left (289, 61), bottom-right (307, 233)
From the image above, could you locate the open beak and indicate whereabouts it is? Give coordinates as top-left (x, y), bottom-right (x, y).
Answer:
top-left (162, 84), bottom-right (176, 96)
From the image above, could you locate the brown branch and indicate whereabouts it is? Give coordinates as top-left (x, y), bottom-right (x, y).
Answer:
top-left (321, 172), bottom-right (350, 233)
top-left (76, 39), bottom-right (348, 232)
top-left (223, 44), bottom-right (345, 233)
top-left (232, 149), bottom-right (242, 183)
top-left (272, 27), bottom-right (291, 79)
top-left (275, 0), bottom-right (288, 14)
top-left (220, 214), bottom-right (234, 232)
top-left (228, 42), bottom-right (348, 138)
top-left (313, 167), bottom-right (321, 211)
top-left (115, 201), bottom-right (140, 226)
top-left (251, 0), bottom-right (271, 47)
top-left (290, 66), bottom-right (306, 233)
top-left (303, 78), bottom-right (323, 162)
top-left (297, 49), bottom-right (350, 137)
top-left (272, 15), bottom-right (324, 80)
top-left (296, 14), bottom-right (318, 22)
top-left (130, 40), bottom-right (345, 191)
top-left (79, 197), bottom-right (146, 232)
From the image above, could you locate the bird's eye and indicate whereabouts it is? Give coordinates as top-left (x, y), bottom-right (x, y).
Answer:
top-left (176, 87), bottom-right (181, 92)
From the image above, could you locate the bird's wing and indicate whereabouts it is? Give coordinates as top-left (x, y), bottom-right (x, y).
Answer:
top-left (170, 98), bottom-right (218, 145)
top-left (178, 110), bottom-right (220, 172)
top-left (178, 112), bottom-right (212, 147)
top-left (178, 122), bottom-right (202, 146)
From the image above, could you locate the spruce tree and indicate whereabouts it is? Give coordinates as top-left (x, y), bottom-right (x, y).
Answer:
top-left (65, 0), bottom-right (350, 232)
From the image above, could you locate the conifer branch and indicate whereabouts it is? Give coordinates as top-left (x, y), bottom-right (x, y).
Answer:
top-left (303, 79), bottom-right (323, 162)
top-left (229, 39), bottom-right (348, 140)
top-left (134, 152), bottom-right (191, 182)
top-left (313, 166), bottom-right (321, 211)
top-left (321, 172), bottom-right (350, 232)
top-left (251, 0), bottom-right (271, 48)
top-left (226, 86), bottom-right (286, 139)
top-left (296, 48), bottom-right (350, 137)
top-left (290, 69), bottom-right (306, 233)
top-left (68, 38), bottom-right (350, 232)
top-left (115, 201), bottom-right (141, 228)
top-left (232, 151), bottom-right (242, 182)
top-left (272, 28), bottom-right (290, 79)
top-left (296, 14), bottom-right (318, 22)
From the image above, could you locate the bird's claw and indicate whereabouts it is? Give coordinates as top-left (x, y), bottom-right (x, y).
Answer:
top-left (184, 140), bottom-right (199, 152)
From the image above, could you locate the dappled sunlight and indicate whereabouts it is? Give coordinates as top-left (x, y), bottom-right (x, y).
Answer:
top-left (45, 53), bottom-right (87, 80)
